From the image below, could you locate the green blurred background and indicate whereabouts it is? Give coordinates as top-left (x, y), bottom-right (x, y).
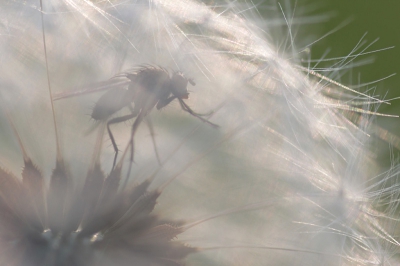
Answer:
top-left (257, 0), bottom-right (400, 166)
top-left (303, 0), bottom-right (400, 129)
top-left (291, 0), bottom-right (400, 172)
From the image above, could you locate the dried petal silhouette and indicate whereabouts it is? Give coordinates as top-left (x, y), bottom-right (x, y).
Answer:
top-left (0, 118), bottom-right (197, 266)
top-left (47, 160), bottom-right (71, 233)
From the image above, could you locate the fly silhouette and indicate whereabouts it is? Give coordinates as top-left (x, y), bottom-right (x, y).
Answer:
top-left (54, 65), bottom-right (218, 168)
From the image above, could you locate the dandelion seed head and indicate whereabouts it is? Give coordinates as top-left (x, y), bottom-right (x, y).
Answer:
top-left (0, 0), bottom-right (399, 265)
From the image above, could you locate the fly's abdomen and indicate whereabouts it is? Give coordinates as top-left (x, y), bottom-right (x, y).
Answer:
top-left (91, 88), bottom-right (133, 120)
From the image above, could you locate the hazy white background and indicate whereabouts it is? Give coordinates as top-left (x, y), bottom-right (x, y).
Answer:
top-left (0, 0), bottom-right (399, 265)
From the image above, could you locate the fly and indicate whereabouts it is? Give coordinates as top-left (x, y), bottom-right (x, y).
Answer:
top-left (53, 65), bottom-right (218, 168)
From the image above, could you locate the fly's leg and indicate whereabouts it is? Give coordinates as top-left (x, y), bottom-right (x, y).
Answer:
top-left (129, 104), bottom-right (162, 165)
top-left (145, 117), bottom-right (162, 165)
top-left (125, 110), bottom-right (146, 181)
top-left (178, 98), bottom-right (218, 128)
top-left (107, 110), bottom-right (139, 169)
top-left (129, 110), bottom-right (145, 164)
top-left (156, 95), bottom-right (176, 110)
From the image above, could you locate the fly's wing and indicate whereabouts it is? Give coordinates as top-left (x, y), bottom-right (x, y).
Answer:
top-left (52, 77), bottom-right (131, 101)
top-left (91, 87), bottom-right (135, 121)
top-left (53, 66), bottom-right (169, 101)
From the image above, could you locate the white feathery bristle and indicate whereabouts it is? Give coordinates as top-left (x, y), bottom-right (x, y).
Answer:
top-left (0, 0), bottom-right (398, 265)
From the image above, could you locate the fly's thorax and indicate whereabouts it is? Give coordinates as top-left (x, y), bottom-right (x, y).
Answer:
top-left (135, 67), bottom-right (171, 95)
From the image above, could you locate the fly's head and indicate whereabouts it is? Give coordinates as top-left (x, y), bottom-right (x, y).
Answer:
top-left (170, 72), bottom-right (195, 100)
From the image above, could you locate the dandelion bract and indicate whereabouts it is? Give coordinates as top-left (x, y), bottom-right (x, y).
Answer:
top-left (0, 0), bottom-right (399, 265)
